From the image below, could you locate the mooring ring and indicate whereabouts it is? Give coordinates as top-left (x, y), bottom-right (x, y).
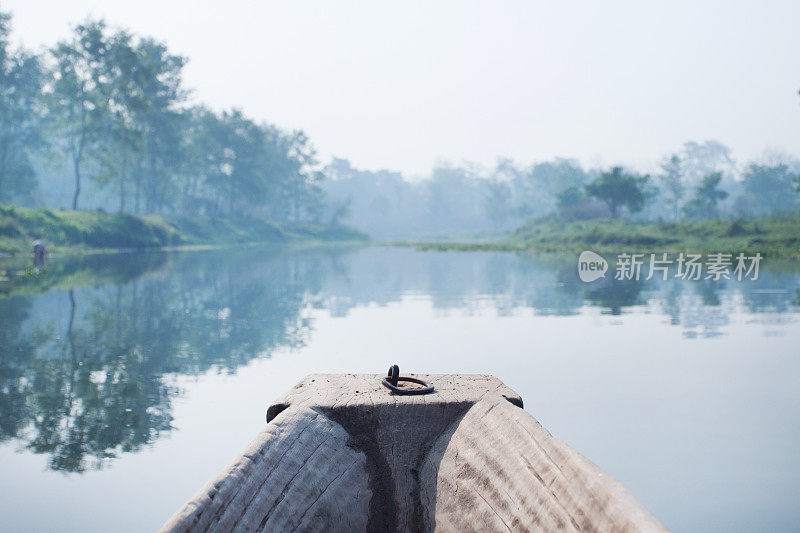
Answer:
top-left (387, 364), bottom-right (400, 387)
top-left (381, 367), bottom-right (434, 395)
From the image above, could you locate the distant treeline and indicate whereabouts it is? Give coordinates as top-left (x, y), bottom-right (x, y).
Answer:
top-left (2, 11), bottom-right (799, 240)
top-left (0, 12), bottom-right (325, 222)
top-left (324, 141), bottom-right (800, 239)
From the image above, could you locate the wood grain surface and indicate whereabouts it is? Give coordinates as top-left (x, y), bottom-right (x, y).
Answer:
top-left (160, 374), bottom-right (666, 532)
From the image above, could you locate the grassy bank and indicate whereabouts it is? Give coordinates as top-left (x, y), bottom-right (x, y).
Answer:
top-left (0, 205), bottom-right (368, 255)
top-left (410, 217), bottom-right (800, 258)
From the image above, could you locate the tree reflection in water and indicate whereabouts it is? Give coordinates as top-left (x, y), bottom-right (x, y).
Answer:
top-left (0, 247), bottom-right (798, 472)
top-left (0, 247), bottom-right (319, 472)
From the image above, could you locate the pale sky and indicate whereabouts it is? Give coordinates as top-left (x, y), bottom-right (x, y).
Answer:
top-left (4, 0), bottom-right (799, 176)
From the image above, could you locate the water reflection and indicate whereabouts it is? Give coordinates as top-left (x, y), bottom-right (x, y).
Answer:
top-left (0, 246), bottom-right (798, 472)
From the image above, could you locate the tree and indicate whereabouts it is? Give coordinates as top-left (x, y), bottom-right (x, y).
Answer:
top-left (483, 179), bottom-right (512, 224)
top-left (88, 31), bottom-right (187, 214)
top-left (48, 20), bottom-right (110, 209)
top-left (193, 109), bottom-right (269, 216)
top-left (584, 167), bottom-right (649, 218)
top-left (0, 11), bottom-right (44, 202)
top-left (328, 197), bottom-right (351, 225)
top-left (181, 108), bottom-right (325, 220)
top-left (510, 157), bottom-right (588, 220)
top-left (277, 129), bottom-right (325, 222)
top-left (555, 186), bottom-right (583, 219)
top-left (736, 163), bottom-right (798, 217)
top-left (426, 163), bottom-right (484, 232)
top-left (130, 38), bottom-right (186, 213)
top-left (320, 158), bottom-right (420, 238)
top-left (92, 28), bottom-right (143, 213)
top-left (531, 158), bottom-right (588, 196)
top-left (682, 172), bottom-right (728, 219)
top-left (659, 154), bottom-right (684, 221)
top-left (680, 141), bottom-right (735, 186)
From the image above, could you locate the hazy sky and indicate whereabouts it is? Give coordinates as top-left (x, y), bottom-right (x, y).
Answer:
top-left (4, 0), bottom-right (799, 176)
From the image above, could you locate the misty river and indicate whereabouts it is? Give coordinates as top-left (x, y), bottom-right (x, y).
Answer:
top-left (1, 246), bottom-right (799, 532)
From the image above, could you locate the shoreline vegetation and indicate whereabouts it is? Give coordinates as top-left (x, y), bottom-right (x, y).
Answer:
top-left (403, 217), bottom-right (800, 259)
top-left (2, 204), bottom-right (799, 261)
top-left (0, 204), bottom-right (368, 257)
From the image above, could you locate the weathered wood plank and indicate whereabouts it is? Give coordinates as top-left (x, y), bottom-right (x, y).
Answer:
top-left (161, 374), bottom-right (665, 532)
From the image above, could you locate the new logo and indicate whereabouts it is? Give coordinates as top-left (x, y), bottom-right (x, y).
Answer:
top-left (578, 251), bottom-right (608, 282)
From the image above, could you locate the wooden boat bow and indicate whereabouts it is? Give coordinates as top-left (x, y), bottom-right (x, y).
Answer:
top-left (161, 374), bottom-right (666, 532)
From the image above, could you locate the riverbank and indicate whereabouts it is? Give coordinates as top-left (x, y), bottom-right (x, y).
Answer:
top-left (0, 205), bottom-right (368, 256)
top-left (407, 217), bottom-right (800, 258)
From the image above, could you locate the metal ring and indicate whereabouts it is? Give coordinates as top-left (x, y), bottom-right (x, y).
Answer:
top-left (387, 364), bottom-right (399, 387)
top-left (381, 375), bottom-right (434, 395)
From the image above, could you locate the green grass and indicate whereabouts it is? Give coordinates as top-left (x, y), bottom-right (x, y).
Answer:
top-left (408, 217), bottom-right (800, 258)
top-left (0, 204), bottom-right (368, 256)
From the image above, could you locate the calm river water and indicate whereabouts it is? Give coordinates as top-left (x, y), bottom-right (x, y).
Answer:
top-left (0, 246), bottom-right (798, 532)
